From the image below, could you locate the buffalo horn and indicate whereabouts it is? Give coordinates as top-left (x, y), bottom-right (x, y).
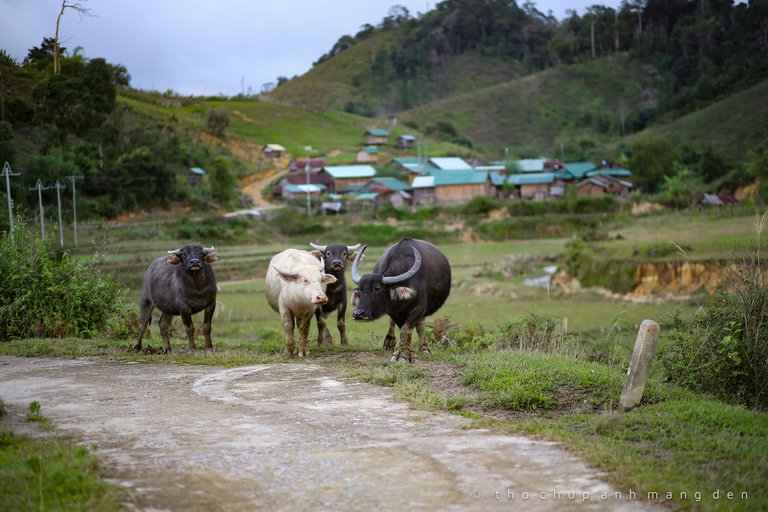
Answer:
top-left (350, 244), bottom-right (369, 284)
top-left (382, 245), bottom-right (422, 285)
top-left (347, 243), bottom-right (362, 252)
top-left (167, 248), bottom-right (182, 255)
top-left (202, 246), bottom-right (215, 254)
top-left (275, 267), bottom-right (299, 280)
top-left (309, 242), bottom-right (326, 252)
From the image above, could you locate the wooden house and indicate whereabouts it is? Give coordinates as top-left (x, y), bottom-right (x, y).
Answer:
top-left (264, 144), bottom-right (286, 158)
top-left (396, 134), bottom-right (416, 149)
top-left (432, 170), bottom-right (493, 205)
top-left (318, 165), bottom-right (378, 194)
top-left (507, 173), bottom-right (556, 200)
top-left (282, 183), bottom-right (326, 201)
top-left (188, 167), bottom-right (206, 186)
top-left (356, 146), bottom-right (379, 163)
top-left (411, 176), bottom-right (436, 206)
top-left (365, 129), bottom-right (390, 146)
top-left (358, 177), bottom-right (412, 207)
top-left (575, 174), bottom-right (632, 197)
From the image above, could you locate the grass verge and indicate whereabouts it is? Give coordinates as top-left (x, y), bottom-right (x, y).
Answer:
top-left (0, 402), bottom-right (120, 511)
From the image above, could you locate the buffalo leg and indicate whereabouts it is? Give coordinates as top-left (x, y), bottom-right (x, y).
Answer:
top-left (383, 319), bottom-right (397, 350)
top-left (298, 314), bottom-right (312, 357)
top-left (134, 303), bottom-right (154, 351)
top-left (281, 310), bottom-right (297, 356)
top-left (202, 302), bottom-right (215, 349)
top-left (391, 323), bottom-right (415, 363)
top-left (417, 320), bottom-right (430, 354)
top-left (315, 309), bottom-right (332, 345)
top-left (158, 312), bottom-right (174, 354)
top-left (181, 312), bottom-right (197, 350)
top-left (337, 303), bottom-right (349, 345)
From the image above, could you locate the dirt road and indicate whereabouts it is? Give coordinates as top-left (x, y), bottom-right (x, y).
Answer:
top-left (0, 357), bottom-right (661, 511)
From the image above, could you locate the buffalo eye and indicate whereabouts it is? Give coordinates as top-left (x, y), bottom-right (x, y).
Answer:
top-left (303, 278), bottom-right (309, 285)
top-left (326, 251), bottom-right (332, 258)
top-left (373, 284), bottom-right (382, 293)
top-left (341, 250), bottom-right (347, 257)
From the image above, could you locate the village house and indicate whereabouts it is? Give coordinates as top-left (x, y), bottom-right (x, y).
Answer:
top-left (396, 134), bottom-right (416, 149)
top-left (411, 170), bottom-right (494, 205)
top-left (357, 177), bottom-right (412, 208)
top-left (289, 158), bottom-right (326, 172)
top-left (356, 146), bottom-right (379, 163)
top-left (264, 144), bottom-right (286, 159)
top-left (364, 129), bottom-right (390, 146)
top-left (318, 165), bottom-right (378, 194)
top-left (282, 183), bottom-right (326, 201)
top-left (506, 173), bottom-right (557, 200)
top-left (271, 171), bottom-right (334, 199)
top-left (188, 167), bottom-right (206, 186)
top-left (575, 174), bottom-right (633, 197)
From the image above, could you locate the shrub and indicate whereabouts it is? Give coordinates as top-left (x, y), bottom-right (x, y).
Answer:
top-left (0, 221), bottom-right (130, 339)
top-left (660, 214), bottom-right (768, 410)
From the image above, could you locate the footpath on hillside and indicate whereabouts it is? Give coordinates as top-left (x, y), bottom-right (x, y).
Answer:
top-left (0, 357), bottom-right (662, 511)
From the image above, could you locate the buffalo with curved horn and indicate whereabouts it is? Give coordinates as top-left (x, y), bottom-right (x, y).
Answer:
top-left (308, 242), bottom-right (362, 345)
top-left (134, 244), bottom-right (219, 354)
top-left (351, 238), bottom-right (451, 362)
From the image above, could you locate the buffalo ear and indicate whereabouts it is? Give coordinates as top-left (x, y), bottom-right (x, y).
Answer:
top-left (204, 251), bottom-right (219, 263)
top-left (347, 251), bottom-right (358, 262)
top-left (310, 250), bottom-right (323, 261)
top-left (165, 254), bottom-right (181, 265)
top-left (321, 273), bottom-right (337, 285)
top-left (390, 287), bottom-right (416, 301)
top-left (351, 289), bottom-right (361, 306)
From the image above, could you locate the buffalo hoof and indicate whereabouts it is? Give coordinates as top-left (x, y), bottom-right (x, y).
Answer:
top-left (420, 346), bottom-right (432, 354)
top-left (389, 354), bottom-right (414, 363)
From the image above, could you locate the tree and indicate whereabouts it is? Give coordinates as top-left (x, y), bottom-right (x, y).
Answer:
top-left (628, 138), bottom-right (676, 192)
top-left (205, 107), bottom-right (230, 137)
top-left (53, 1), bottom-right (92, 75)
top-left (209, 156), bottom-right (237, 208)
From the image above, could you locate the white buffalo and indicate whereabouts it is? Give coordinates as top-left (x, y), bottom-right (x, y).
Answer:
top-left (266, 249), bottom-right (337, 356)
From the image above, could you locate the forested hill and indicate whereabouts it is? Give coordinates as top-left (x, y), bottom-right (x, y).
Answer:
top-left (267, 0), bottom-right (768, 124)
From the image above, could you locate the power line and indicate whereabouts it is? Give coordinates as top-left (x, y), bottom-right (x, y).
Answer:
top-left (1, 161), bottom-right (20, 226)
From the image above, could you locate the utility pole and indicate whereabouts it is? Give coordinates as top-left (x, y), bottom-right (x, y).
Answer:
top-left (29, 179), bottom-right (50, 241)
top-left (53, 180), bottom-right (66, 248)
top-left (65, 175), bottom-right (83, 246)
top-left (305, 156), bottom-right (312, 217)
top-left (2, 161), bottom-right (20, 225)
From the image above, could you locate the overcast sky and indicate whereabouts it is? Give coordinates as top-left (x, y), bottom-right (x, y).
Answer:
top-left (2, 0), bottom-right (619, 97)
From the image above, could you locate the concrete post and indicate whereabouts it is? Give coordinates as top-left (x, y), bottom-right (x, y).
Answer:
top-left (620, 319), bottom-right (661, 411)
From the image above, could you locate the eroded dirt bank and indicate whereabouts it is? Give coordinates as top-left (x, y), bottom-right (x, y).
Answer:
top-left (0, 357), bottom-right (661, 511)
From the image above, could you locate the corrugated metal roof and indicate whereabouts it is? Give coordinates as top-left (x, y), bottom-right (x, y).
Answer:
top-left (398, 134), bottom-right (416, 141)
top-left (562, 162), bottom-right (597, 178)
top-left (189, 167), bottom-right (206, 175)
top-left (430, 157), bottom-right (473, 171)
top-left (284, 184), bottom-right (326, 193)
top-left (361, 146), bottom-right (379, 154)
top-left (265, 144), bottom-right (286, 152)
top-left (411, 176), bottom-right (435, 188)
top-left (507, 173), bottom-right (556, 185)
top-left (489, 171), bottom-right (506, 186)
top-left (366, 129), bottom-right (390, 137)
top-left (322, 165), bottom-right (378, 179)
top-left (434, 170), bottom-right (489, 186)
top-left (587, 168), bottom-right (632, 177)
top-left (371, 177), bottom-right (411, 191)
top-left (513, 158), bottom-right (548, 173)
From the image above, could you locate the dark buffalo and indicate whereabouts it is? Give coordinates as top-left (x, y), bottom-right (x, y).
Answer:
top-left (351, 238), bottom-right (451, 362)
top-left (133, 245), bottom-right (219, 354)
top-left (309, 242), bottom-right (361, 345)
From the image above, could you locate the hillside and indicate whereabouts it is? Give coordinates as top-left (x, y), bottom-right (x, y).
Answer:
top-left (623, 79), bottom-right (768, 161)
top-left (396, 55), bottom-right (660, 157)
